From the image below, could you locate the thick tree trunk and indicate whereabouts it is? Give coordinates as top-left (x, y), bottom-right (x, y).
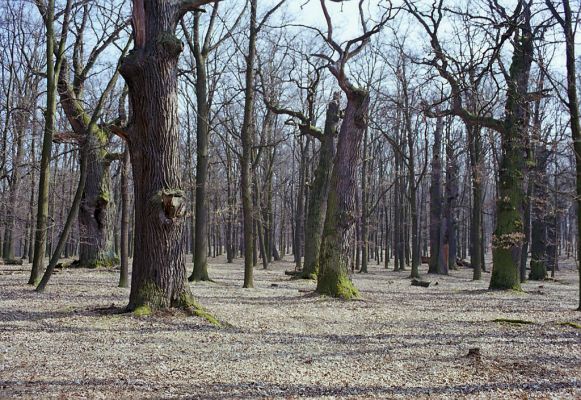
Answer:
top-left (316, 87), bottom-right (369, 299)
top-left (78, 134), bottom-right (116, 268)
top-left (302, 94), bottom-right (340, 278)
top-left (490, 18), bottom-right (533, 290)
top-left (119, 0), bottom-right (205, 310)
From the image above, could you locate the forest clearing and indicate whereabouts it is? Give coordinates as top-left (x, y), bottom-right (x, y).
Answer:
top-left (3, 0), bottom-right (581, 398)
top-left (1, 258), bottom-right (580, 399)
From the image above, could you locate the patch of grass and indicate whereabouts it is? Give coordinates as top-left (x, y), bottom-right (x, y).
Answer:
top-left (493, 318), bottom-right (534, 325)
top-left (558, 321), bottom-right (581, 329)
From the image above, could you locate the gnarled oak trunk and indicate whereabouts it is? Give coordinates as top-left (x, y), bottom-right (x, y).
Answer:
top-left (316, 87), bottom-right (369, 299)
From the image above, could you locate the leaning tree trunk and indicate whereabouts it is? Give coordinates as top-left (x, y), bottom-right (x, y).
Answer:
top-left (119, 0), bottom-right (211, 310)
top-left (316, 87), bottom-right (369, 299)
top-left (78, 134), bottom-right (117, 268)
top-left (302, 94), bottom-right (340, 278)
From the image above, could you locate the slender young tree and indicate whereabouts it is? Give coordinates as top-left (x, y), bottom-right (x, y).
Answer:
top-left (29, 0), bottom-right (73, 285)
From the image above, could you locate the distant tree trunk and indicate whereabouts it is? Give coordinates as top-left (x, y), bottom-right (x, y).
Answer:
top-left (445, 129), bottom-right (458, 272)
top-left (189, 12), bottom-right (211, 282)
top-left (429, 116), bottom-right (443, 274)
top-left (302, 93), bottom-right (340, 278)
top-left (3, 106), bottom-right (26, 261)
top-left (545, 0), bottom-right (581, 309)
top-left (529, 146), bottom-right (549, 280)
top-left (294, 135), bottom-right (308, 270)
top-left (241, 0), bottom-right (257, 288)
top-left (360, 127), bottom-right (369, 273)
top-left (468, 122), bottom-right (483, 280)
top-left (225, 146), bottom-right (235, 263)
top-left (119, 148), bottom-right (130, 288)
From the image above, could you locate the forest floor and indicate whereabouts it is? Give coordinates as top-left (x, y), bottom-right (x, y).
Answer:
top-left (0, 256), bottom-right (580, 399)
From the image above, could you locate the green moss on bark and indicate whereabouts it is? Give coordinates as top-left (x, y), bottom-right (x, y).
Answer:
top-left (174, 293), bottom-right (222, 326)
top-left (316, 271), bottom-right (359, 300)
top-left (490, 247), bottom-right (521, 290)
top-left (133, 305), bottom-right (152, 317)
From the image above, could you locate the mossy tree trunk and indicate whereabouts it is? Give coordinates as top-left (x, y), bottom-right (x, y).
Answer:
top-left (78, 133), bottom-right (117, 268)
top-left (316, 87), bottom-right (369, 299)
top-left (490, 16), bottom-right (534, 290)
top-left (119, 0), bottom-right (216, 310)
top-left (51, 4), bottom-right (128, 269)
top-left (405, 0), bottom-right (535, 290)
top-left (302, 94), bottom-right (340, 278)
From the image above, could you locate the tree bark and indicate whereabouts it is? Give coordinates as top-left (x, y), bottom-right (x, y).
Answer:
top-left (316, 86), bottom-right (369, 299)
top-left (241, 0), bottom-right (257, 288)
top-left (189, 12), bottom-right (211, 282)
top-left (302, 93), bottom-right (340, 278)
top-left (490, 13), bottom-right (533, 290)
top-left (429, 116), bottom-right (443, 274)
top-left (119, 0), bottom-right (214, 310)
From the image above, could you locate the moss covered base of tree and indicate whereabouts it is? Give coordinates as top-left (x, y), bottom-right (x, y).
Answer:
top-left (489, 248), bottom-right (521, 290)
top-left (316, 271), bottom-right (359, 300)
top-left (529, 259), bottom-right (547, 281)
top-left (129, 284), bottom-right (221, 326)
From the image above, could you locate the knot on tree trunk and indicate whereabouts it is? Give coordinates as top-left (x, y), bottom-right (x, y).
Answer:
top-left (156, 32), bottom-right (184, 58)
top-left (152, 189), bottom-right (186, 225)
top-left (119, 49), bottom-right (146, 81)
